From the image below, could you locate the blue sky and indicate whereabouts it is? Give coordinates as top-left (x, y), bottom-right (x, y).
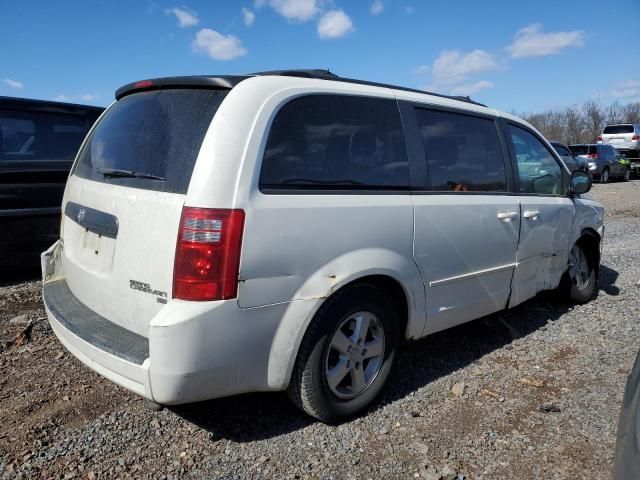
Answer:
top-left (1, 0), bottom-right (638, 112)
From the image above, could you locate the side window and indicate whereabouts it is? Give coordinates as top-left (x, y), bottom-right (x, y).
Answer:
top-left (555, 145), bottom-right (571, 157)
top-left (508, 125), bottom-right (567, 196)
top-left (259, 95), bottom-right (409, 190)
top-left (415, 108), bottom-right (507, 192)
top-left (0, 111), bottom-right (87, 161)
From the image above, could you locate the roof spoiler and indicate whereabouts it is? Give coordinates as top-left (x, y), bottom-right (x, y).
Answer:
top-left (115, 75), bottom-right (249, 100)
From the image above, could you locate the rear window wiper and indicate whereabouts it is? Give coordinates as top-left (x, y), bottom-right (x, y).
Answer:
top-left (96, 167), bottom-right (166, 181)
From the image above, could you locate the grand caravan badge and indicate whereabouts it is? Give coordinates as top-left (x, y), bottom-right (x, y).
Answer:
top-left (129, 279), bottom-right (168, 304)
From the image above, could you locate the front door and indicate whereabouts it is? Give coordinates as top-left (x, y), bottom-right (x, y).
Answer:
top-left (505, 124), bottom-right (575, 306)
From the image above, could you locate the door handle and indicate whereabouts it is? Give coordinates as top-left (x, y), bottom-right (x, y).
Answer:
top-left (523, 210), bottom-right (540, 219)
top-left (497, 211), bottom-right (518, 222)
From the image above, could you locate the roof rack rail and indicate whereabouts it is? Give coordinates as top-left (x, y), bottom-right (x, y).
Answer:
top-left (250, 69), bottom-right (487, 107)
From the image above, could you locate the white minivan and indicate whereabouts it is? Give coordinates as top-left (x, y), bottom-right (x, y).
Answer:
top-left (42, 70), bottom-right (604, 422)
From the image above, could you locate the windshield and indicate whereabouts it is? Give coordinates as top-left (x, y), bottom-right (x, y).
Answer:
top-left (73, 89), bottom-right (228, 193)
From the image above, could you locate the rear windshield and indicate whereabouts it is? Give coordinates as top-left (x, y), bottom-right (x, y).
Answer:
top-left (569, 145), bottom-right (596, 155)
top-left (603, 125), bottom-right (634, 134)
top-left (73, 89), bottom-right (227, 193)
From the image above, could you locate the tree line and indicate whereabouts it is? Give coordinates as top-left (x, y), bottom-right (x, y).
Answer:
top-left (514, 101), bottom-right (640, 146)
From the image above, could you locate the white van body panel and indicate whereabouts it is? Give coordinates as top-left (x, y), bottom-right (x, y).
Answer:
top-left (41, 74), bottom-right (605, 406)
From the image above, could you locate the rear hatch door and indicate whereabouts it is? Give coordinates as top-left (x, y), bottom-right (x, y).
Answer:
top-left (61, 88), bottom-right (228, 336)
top-left (602, 125), bottom-right (634, 147)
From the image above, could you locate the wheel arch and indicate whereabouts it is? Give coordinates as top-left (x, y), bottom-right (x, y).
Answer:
top-left (265, 254), bottom-right (425, 390)
top-left (577, 227), bottom-right (601, 278)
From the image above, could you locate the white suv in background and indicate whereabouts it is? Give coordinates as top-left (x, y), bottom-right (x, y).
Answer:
top-left (598, 124), bottom-right (640, 158)
top-left (41, 70), bottom-right (604, 422)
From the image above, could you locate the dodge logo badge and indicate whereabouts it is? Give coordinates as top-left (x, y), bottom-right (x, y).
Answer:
top-left (78, 208), bottom-right (86, 223)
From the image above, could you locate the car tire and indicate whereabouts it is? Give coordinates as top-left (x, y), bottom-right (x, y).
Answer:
top-left (600, 168), bottom-right (609, 184)
top-left (287, 282), bottom-right (400, 423)
top-left (559, 242), bottom-right (596, 304)
top-left (623, 167), bottom-right (631, 182)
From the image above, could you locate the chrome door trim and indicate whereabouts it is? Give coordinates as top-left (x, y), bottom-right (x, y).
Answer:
top-left (429, 262), bottom-right (518, 287)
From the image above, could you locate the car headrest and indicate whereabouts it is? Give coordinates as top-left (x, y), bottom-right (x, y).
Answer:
top-left (349, 130), bottom-right (377, 158)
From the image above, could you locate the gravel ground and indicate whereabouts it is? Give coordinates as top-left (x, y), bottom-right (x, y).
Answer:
top-left (1, 180), bottom-right (639, 480)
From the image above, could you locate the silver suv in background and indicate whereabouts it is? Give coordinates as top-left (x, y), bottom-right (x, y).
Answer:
top-left (570, 144), bottom-right (630, 183)
top-left (598, 124), bottom-right (640, 158)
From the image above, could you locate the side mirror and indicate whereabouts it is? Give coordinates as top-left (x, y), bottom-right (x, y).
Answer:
top-left (570, 170), bottom-right (592, 195)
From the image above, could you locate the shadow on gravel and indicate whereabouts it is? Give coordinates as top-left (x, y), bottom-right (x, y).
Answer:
top-left (599, 265), bottom-right (620, 296)
top-left (173, 264), bottom-right (620, 442)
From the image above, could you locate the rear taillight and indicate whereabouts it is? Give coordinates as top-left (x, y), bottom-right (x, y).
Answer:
top-left (587, 153), bottom-right (599, 159)
top-left (596, 136), bottom-right (602, 142)
top-left (632, 134), bottom-right (640, 140)
top-left (173, 207), bottom-right (245, 301)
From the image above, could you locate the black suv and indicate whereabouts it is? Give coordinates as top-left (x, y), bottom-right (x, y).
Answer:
top-left (0, 97), bottom-right (103, 269)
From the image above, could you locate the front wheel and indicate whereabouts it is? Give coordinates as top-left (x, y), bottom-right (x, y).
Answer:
top-left (287, 283), bottom-right (400, 423)
top-left (600, 168), bottom-right (609, 184)
top-left (559, 243), bottom-right (596, 304)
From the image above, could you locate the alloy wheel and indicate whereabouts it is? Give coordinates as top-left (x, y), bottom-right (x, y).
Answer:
top-left (324, 311), bottom-right (385, 400)
top-left (568, 244), bottom-right (590, 290)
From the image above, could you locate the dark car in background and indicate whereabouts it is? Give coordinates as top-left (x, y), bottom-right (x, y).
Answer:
top-left (0, 97), bottom-right (103, 270)
top-left (569, 143), bottom-right (630, 183)
top-left (550, 141), bottom-right (588, 173)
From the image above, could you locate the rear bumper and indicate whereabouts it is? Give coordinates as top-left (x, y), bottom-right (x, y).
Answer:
top-left (41, 240), bottom-right (289, 405)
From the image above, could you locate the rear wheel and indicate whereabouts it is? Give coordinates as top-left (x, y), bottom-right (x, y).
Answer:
top-left (623, 167), bottom-right (631, 182)
top-left (287, 283), bottom-right (400, 423)
top-left (559, 242), bottom-right (596, 304)
top-left (600, 168), bottom-right (609, 184)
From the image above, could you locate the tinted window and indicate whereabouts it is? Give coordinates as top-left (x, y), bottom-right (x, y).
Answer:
top-left (553, 145), bottom-right (572, 157)
top-left (259, 95), bottom-right (408, 190)
top-left (603, 125), bottom-right (634, 134)
top-left (415, 109), bottom-right (507, 192)
top-left (74, 89), bottom-right (227, 194)
top-left (509, 125), bottom-right (566, 195)
top-left (0, 111), bottom-right (87, 161)
top-left (569, 145), bottom-right (597, 156)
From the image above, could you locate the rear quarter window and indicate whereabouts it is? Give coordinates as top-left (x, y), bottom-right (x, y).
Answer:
top-left (259, 94), bottom-right (409, 191)
top-left (73, 89), bottom-right (227, 194)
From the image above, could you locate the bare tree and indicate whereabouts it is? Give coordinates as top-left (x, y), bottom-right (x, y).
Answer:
top-left (582, 100), bottom-right (605, 143)
top-left (623, 102), bottom-right (640, 124)
top-left (564, 105), bottom-right (584, 145)
top-left (607, 102), bottom-right (625, 124)
top-left (517, 100), bottom-right (639, 146)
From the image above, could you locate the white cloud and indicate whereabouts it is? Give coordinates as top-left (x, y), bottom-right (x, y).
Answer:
top-left (431, 49), bottom-right (500, 86)
top-left (450, 80), bottom-right (495, 96)
top-left (370, 1), bottom-right (384, 15)
top-left (54, 93), bottom-right (100, 103)
top-left (611, 80), bottom-right (640, 99)
top-left (4, 78), bottom-right (23, 90)
top-left (317, 9), bottom-right (353, 39)
top-left (242, 7), bottom-right (256, 26)
top-left (506, 23), bottom-right (584, 58)
top-left (192, 28), bottom-right (247, 60)
top-left (268, 0), bottom-right (320, 22)
top-left (413, 65), bottom-right (430, 75)
top-left (166, 7), bottom-right (199, 27)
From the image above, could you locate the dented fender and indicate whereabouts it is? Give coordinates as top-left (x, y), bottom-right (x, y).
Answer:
top-left (265, 247), bottom-right (425, 390)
